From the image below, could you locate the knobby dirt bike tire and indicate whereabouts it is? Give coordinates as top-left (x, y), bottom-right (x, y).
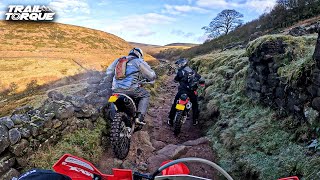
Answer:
top-left (110, 112), bottom-right (131, 160)
top-left (174, 110), bottom-right (183, 135)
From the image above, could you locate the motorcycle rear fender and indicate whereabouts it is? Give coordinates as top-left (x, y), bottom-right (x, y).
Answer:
top-left (110, 93), bottom-right (137, 117)
top-left (178, 99), bottom-right (188, 105)
top-left (108, 94), bottom-right (119, 103)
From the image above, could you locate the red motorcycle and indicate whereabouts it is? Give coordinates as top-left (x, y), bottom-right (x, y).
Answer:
top-left (16, 153), bottom-right (299, 180)
top-left (51, 154), bottom-right (299, 180)
top-left (52, 154), bottom-right (234, 180)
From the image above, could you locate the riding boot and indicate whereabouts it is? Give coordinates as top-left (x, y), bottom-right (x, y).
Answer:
top-left (193, 118), bottom-right (198, 126)
top-left (167, 119), bottom-right (173, 126)
top-left (135, 112), bottom-right (146, 125)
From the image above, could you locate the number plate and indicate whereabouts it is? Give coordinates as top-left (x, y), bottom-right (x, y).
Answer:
top-left (176, 104), bottom-right (185, 110)
top-left (108, 95), bottom-right (118, 103)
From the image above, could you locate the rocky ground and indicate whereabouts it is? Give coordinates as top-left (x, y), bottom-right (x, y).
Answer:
top-left (97, 76), bottom-right (217, 179)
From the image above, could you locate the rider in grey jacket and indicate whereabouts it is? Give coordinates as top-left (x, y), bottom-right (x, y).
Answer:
top-left (105, 48), bottom-right (156, 124)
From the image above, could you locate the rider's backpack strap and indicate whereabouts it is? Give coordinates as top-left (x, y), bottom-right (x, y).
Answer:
top-left (115, 56), bottom-right (139, 80)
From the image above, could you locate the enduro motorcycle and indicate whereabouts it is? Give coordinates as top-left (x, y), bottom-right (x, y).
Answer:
top-left (173, 79), bottom-right (205, 135)
top-left (51, 154), bottom-right (299, 180)
top-left (52, 154), bottom-right (234, 180)
top-left (107, 80), bottom-right (154, 160)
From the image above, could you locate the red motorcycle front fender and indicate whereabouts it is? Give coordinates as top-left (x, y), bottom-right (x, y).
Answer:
top-left (160, 160), bottom-right (190, 176)
top-left (53, 154), bottom-right (133, 180)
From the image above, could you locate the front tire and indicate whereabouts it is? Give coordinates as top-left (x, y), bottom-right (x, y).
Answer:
top-left (110, 112), bottom-right (131, 159)
top-left (173, 111), bottom-right (183, 135)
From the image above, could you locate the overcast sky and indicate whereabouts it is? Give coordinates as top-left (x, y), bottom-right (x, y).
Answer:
top-left (0, 0), bottom-right (277, 45)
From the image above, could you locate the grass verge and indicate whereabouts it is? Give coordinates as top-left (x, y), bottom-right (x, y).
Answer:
top-left (28, 118), bottom-right (107, 170)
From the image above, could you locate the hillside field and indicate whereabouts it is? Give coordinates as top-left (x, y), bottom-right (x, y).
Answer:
top-left (0, 21), bottom-right (156, 91)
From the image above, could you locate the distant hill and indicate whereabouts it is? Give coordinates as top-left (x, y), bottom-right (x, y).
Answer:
top-left (165, 43), bottom-right (198, 47)
top-left (0, 21), bottom-right (155, 91)
top-left (129, 42), bottom-right (197, 58)
top-left (129, 42), bottom-right (161, 48)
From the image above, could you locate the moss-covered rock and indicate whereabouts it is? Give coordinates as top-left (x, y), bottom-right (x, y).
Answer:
top-left (247, 35), bottom-right (317, 83)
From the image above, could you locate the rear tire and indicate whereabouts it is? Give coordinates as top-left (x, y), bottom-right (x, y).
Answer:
top-left (110, 112), bottom-right (131, 159)
top-left (173, 111), bottom-right (183, 135)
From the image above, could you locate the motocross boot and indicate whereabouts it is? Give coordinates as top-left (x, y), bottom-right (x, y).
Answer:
top-left (193, 119), bottom-right (198, 126)
top-left (167, 119), bottom-right (173, 126)
top-left (135, 112), bottom-right (146, 125)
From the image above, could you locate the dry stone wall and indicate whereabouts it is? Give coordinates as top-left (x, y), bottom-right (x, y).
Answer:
top-left (246, 30), bottom-right (320, 124)
top-left (0, 70), bottom-right (111, 180)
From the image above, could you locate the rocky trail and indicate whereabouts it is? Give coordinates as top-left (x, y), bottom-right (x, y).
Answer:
top-left (97, 75), bottom-right (217, 179)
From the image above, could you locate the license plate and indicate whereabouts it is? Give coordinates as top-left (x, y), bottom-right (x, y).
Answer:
top-left (176, 104), bottom-right (185, 110)
top-left (108, 95), bottom-right (118, 103)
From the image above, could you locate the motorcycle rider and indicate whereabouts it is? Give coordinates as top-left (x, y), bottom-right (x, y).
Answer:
top-left (168, 58), bottom-right (202, 126)
top-left (105, 47), bottom-right (156, 124)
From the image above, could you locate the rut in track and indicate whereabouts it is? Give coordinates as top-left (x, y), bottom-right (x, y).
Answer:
top-left (98, 75), bottom-right (217, 179)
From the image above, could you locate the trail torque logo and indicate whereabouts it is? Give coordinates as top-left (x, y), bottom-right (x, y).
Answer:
top-left (5, 5), bottom-right (55, 21)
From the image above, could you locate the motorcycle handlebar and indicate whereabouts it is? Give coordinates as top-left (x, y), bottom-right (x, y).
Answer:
top-left (151, 157), bottom-right (233, 180)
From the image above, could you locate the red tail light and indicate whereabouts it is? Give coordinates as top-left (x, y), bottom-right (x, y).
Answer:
top-left (178, 99), bottom-right (188, 105)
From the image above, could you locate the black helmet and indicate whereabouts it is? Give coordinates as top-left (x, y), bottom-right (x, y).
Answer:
top-left (175, 58), bottom-right (188, 69)
top-left (128, 47), bottom-right (144, 59)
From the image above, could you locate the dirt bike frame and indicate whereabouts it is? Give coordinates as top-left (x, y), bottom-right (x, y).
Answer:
top-left (172, 93), bottom-right (193, 135)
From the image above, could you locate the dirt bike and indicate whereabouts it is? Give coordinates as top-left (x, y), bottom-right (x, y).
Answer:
top-left (52, 154), bottom-right (233, 180)
top-left (51, 154), bottom-right (299, 180)
top-left (173, 79), bottom-right (205, 135)
top-left (107, 80), bottom-right (154, 160)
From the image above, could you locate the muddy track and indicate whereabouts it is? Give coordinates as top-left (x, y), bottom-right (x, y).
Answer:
top-left (98, 75), bottom-right (217, 179)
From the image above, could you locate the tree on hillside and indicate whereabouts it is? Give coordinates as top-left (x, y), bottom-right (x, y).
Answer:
top-left (272, 0), bottom-right (320, 28)
top-left (202, 9), bottom-right (244, 39)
